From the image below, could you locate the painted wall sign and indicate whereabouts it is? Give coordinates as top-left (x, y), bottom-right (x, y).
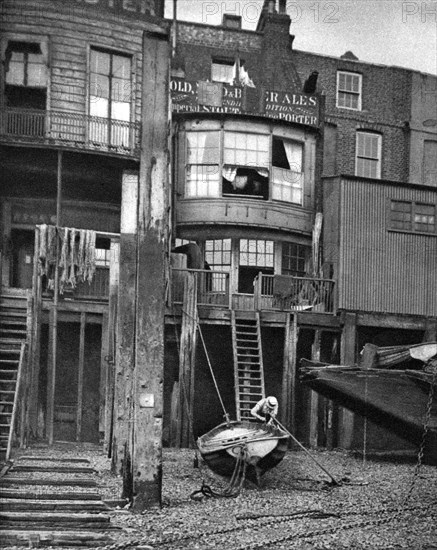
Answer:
top-left (170, 78), bottom-right (320, 127)
top-left (68, 0), bottom-right (161, 18)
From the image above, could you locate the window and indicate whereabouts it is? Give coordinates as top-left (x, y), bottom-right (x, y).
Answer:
top-left (271, 137), bottom-right (304, 204)
top-left (337, 71), bottom-right (362, 110)
top-left (89, 48), bottom-right (132, 147)
top-left (211, 60), bottom-right (235, 84)
top-left (390, 201), bottom-right (436, 234)
top-left (356, 132), bottom-right (382, 178)
top-left (240, 239), bottom-right (274, 267)
top-left (205, 239), bottom-right (231, 292)
top-left (239, 239), bottom-right (274, 293)
top-left (222, 132), bottom-right (269, 199)
top-left (186, 131), bottom-right (220, 197)
top-left (5, 41), bottom-right (47, 110)
top-left (282, 243), bottom-right (310, 277)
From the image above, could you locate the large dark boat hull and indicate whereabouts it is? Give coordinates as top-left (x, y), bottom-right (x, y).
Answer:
top-left (301, 361), bottom-right (437, 463)
top-left (197, 420), bottom-right (289, 485)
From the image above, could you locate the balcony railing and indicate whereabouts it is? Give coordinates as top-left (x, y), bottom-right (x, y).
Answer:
top-left (254, 273), bottom-right (336, 313)
top-left (170, 269), bottom-right (336, 314)
top-left (0, 107), bottom-right (140, 157)
top-left (171, 268), bottom-right (231, 307)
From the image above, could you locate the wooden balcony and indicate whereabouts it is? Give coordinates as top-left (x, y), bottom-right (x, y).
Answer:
top-left (170, 269), bottom-right (336, 314)
top-left (0, 107), bottom-right (140, 158)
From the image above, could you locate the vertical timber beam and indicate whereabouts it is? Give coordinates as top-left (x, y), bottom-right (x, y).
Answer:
top-left (77, 312), bottom-right (86, 442)
top-left (131, 28), bottom-right (170, 511)
top-left (308, 329), bottom-right (321, 448)
top-left (47, 150), bottom-right (62, 445)
top-left (281, 313), bottom-right (297, 434)
top-left (339, 312), bottom-right (357, 449)
top-left (104, 240), bottom-right (119, 455)
top-left (112, 173), bottom-right (138, 476)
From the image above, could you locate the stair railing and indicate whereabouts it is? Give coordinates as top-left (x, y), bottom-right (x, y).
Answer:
top-left (6, 342), bottom-right (26, 460)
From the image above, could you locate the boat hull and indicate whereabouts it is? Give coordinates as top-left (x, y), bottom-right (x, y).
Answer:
top-left (301, 364), bottom-right (437, 463)
top-left (197, 420), bottom-right (289, 485)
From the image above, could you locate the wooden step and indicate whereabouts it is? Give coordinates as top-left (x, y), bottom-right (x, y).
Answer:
top-left (1, 477), bottom-right (97, 487)
top-left (0, 530), bottom-right (114, 547)
top-left (0, 499), bottom-right (109, 512)
top-left (18, 456), bottom-right (91, 463)
top-left (12, 464), bottom-right (96, 474)
top-left (0, 490), bottom-right (101, 501)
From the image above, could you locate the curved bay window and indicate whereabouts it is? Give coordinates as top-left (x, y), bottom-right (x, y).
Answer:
top-left (181, 121), bottom-right (308, 205)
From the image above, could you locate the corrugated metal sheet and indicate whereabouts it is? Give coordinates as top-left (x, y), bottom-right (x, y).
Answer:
top-left (338, 178), bottom-right (437, 316)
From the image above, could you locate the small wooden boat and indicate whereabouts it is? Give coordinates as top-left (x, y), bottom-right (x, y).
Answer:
top-left (197, 420), bottom-right (289, 485)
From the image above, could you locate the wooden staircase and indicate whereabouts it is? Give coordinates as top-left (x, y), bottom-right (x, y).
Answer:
top-left (0, 453), bottom-right (115, 547)
top-left (231, 311), bottom-right (265, 421)
top-left (0, 291), bottom-right (30, 461)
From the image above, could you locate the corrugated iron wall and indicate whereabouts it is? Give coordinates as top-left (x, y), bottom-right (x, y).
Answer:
top-left (338, 178), bottom-right (437, 315)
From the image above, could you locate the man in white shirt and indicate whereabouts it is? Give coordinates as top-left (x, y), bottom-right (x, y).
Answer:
top-left (250, 396), bottom-right (278, 425)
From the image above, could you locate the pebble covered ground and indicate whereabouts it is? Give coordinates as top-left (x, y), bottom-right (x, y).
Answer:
top-left (3, 443), bottom-right (437, 549)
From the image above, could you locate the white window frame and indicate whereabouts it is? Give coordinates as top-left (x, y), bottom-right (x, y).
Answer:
top-left (337, 71), bottom-right (362, 111)
top-left (355, 131), bottom-right (382, 179)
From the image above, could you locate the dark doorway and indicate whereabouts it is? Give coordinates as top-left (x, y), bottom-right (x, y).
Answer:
top-left (11, 229), bottom-right (34, 289)
top-left (238, 266), bottom-right (273, 294)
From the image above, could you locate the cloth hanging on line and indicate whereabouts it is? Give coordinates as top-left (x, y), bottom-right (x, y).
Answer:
top-left (37, 225), bottom-right (97, 294)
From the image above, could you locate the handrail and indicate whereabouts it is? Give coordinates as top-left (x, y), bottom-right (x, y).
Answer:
top-left (6, 342), bottom-right (26, 461)
top-left (0, 107), bottom-right (141, 157)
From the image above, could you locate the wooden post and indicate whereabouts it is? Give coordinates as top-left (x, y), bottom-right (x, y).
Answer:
top-left (104, 240), bottom-right (119, 455)
top-left (281, 313), bottom-right (297, 435)
top-left (339, 312), bottom-right (357, 449)
top-left (308, 329), bottom-right (321, 448)
top-left (112, 174), bottom-right (138, 476)
top-left (47, 150), bottom-right (62, 445)
top-left (177, 271), bottom-right (198, 448)
top-left (130, 28), bottom-right (169, 511)
top-left (76, 312), bottom-right (86, 441)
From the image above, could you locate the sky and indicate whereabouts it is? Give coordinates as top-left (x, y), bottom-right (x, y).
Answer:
top-left (164, 0), bottom-right (437, 75)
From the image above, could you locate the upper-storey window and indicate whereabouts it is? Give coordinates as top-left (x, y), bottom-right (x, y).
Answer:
top-left (211, 60), bottom-right (235, 84)
top-left (390, 200), bottom-right (436, 234)
top-left (186, 131), bottom-right (220, 197)
top-left (271, 137), bottom-right (304, 205)
top-left (184, 127), bottom-right (307, 204)
top-left (89, 48), bottom-right (132, 148)
top-left (356, 131), bottom-right (382, 179)
top-left (337, 71), bottom-right (362, 111)
top-left (5, 41), bottom-right (47, 110)
top-left (222, 132), bottom-right (269, 199)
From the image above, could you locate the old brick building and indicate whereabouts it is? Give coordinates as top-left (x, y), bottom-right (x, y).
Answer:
top-left (0, 0), bottom-right (436, 461)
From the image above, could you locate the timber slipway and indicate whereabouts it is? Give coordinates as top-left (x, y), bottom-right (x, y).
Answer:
top-left (0, 335), bottom-right (436, 547)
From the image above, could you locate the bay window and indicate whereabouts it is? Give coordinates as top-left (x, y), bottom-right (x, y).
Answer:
top-left (183, 124), bottom-right (308, 204)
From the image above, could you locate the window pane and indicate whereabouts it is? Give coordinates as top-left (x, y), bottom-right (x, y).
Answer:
top-left (186, 165), bottom-right (219, 197)
top-left (6, 58), bottom-right (25, 85)
top-left (90, 96), bottom-right (109, 118)
top-left (90, 73), bottom-right (109, 99)
top-left (112, 55), bottom-right (131, 79)
top-left (27, 61), bottom-right (46, 87)
top-left (356, 133), bottom-right (381, 178)
top-left (239, 239), bottom-right (274, 267)
top-left (91, 50), bottom-right (110, 75)
top-left (224, 132), bottom-right (269, 168)
top-left (111, 101), bottom-right (130, 121)
top-left (211, 61), bottom-right (235, 84)
top-left (112, 77), bottom-right (131, 102)
top-left (337, 71), bottom-right (361, 110)
top-left (187, 131), bottom-right (220, 164)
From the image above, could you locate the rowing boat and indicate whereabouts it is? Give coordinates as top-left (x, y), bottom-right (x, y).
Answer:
top-left (197, 420), bottom-right (289, 485)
